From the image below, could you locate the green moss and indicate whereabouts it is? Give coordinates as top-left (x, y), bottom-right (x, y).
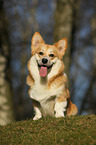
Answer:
top-left (0, 115), bottom-right (96, 145)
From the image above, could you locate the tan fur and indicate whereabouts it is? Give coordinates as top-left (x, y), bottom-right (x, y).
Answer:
top-left (54, 38), bottom-right (67, 59)
top-left (27, 32), bottom-right (78, 119)
top-left (48, 62), bottom-right (64, 87)
top-left (26, 75), bottom-right (34, 87)
top-left (56, 88), bottom-right (70, 102)
top-left (66, 98), bottom-right (78, 116)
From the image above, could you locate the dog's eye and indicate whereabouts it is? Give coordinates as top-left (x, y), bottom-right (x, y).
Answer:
top-left (49, 54), bottom-right (54, 57)
top-left (39, 52), bottom-right (43, 55)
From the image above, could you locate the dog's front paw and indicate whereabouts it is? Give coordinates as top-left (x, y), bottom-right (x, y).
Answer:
top-left (33, 115), bottom-right (42, 120)
top-left (33, 107), bottom-right (42, 120)
top-left (55, 112), bottom-right (65, 118)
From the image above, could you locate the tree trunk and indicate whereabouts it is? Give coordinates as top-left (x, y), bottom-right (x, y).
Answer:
top-left (54, 0), bottom-right (81, 87)
top-left (54, 0), bottom-right (74, 79)
top-left (0, 1), bottom-right (14, 125)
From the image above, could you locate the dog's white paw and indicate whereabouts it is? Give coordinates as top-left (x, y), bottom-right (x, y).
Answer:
top-left (33, 107), bottom-right (42, 120)
top-left (55, 112), bottom-right (65, 118)
top-left (33, 115), bottom-right (42, 120)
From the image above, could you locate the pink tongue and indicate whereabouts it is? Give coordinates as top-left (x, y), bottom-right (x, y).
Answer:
top-left (39, 66), bottom-right (47, 77)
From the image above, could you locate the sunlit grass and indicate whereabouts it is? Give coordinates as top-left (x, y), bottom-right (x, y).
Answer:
top-left (0, 115), bottom-right (96, 145)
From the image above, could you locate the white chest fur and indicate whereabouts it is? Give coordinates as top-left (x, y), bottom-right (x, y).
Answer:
top-left (29, 80), bottom-right (64, 116)
top-left (30, 80), bottom-right (64, 102)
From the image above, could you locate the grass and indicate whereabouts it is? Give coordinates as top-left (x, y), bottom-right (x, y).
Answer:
top-left (0, 115), bottom-right (96, 145)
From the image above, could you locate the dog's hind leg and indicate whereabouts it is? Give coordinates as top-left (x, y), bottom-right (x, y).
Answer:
top-left (66, 98), bottom-right (78, 116)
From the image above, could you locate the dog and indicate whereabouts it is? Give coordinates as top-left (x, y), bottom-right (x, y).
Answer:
top-left (26, 32), bottom-right (78, 120)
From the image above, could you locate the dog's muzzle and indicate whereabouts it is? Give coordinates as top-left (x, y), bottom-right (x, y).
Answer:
top-left (37, 57), bottom-right (53, 77)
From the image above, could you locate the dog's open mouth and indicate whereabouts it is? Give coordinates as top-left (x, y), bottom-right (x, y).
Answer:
top-left (37, 62), bottom-right (53, 77)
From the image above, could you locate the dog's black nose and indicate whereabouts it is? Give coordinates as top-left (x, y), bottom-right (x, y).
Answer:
top-left (42, 58), bottom-right (48, 64)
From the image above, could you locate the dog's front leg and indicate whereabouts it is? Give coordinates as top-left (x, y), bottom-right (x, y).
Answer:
top-left (32, 100), bottom-right (42, 120)
top-left (33, 107), bottom-right (42, 120)
top-left (54, 97), bottom-right (67, 118)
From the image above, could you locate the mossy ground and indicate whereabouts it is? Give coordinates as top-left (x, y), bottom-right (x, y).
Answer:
top-left (0, 115), bottom-right (96, 145)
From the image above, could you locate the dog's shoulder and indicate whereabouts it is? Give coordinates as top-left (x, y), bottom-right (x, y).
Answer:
top-left (48, 73), bottom-right (68, 88)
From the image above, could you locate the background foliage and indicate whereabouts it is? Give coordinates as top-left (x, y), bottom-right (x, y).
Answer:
top-left (0, 0), bottom-right (96, 125)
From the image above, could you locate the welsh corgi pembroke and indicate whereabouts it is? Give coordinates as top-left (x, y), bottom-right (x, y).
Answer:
top-left (27, 32), bottom-right (78, 120)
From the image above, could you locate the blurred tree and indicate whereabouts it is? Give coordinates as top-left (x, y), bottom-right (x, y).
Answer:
top-left (4, 0), bottom-right (38, 121)
top-left (70, 0), bottom-right (96, 114)
top-left (54, 0), bottom-right (81, 83)
top-left (2, 0), bottom-right (95, 120)
top-left (80, 9), bottom-right (96, 114)
top-left (0, 1), bottom-right (14, 125)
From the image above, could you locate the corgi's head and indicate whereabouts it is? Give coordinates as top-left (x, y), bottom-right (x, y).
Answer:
top-left (30, 32), bottom-right (67, 78)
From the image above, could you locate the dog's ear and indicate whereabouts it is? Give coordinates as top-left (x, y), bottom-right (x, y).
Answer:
top-left (31, 32), bottom-right (45, 54)
top-left (54, 38), bottom-right (67, 58)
